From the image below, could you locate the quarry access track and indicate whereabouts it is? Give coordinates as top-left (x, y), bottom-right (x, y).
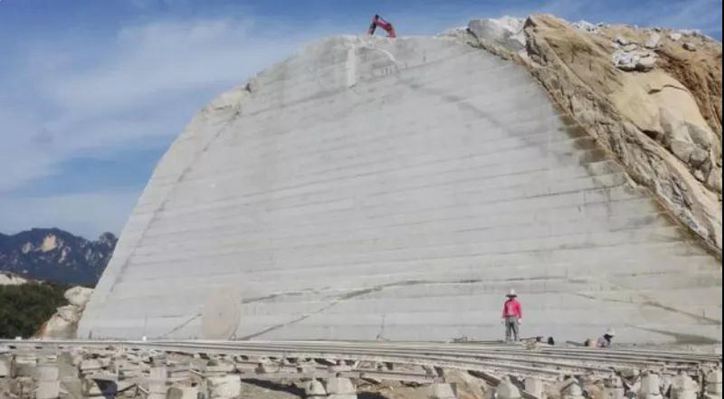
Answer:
top-left (2, 339), bottom-right (721, 382)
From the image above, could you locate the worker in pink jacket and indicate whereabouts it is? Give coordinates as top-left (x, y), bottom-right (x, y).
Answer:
top-left (502, 289), bottom-right (523, 342)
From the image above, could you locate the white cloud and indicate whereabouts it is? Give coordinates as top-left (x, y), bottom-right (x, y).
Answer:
top-left (0, 190), bottom-right (139, 239)
top-left (1, 16), bottom-right (328, 192)
top-left (43, 18), bottom-right (266, 113)
top-left (0, 13), bottom-right (336, 234)
top-left (0, 107), bottom-right (58, 192)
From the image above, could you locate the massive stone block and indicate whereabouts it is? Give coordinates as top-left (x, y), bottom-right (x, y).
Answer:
top-left (78, 36), bottom-right (722, 343)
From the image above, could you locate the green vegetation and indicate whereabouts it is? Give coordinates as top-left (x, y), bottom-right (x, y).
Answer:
top-left (0, 283), bottom-right (68, 338)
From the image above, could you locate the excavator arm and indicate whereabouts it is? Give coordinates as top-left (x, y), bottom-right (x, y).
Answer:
top-left (368, 14), bottom-right (397, 38)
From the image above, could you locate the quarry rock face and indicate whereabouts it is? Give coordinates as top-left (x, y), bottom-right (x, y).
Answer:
top-left (79, 29), bottom-right (721, 343)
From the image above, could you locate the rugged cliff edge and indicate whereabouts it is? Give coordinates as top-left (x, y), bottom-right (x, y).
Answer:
top-left (459, 14), bottom-right (723, 255)
top-left (0, 228), bottom-right (118, 286)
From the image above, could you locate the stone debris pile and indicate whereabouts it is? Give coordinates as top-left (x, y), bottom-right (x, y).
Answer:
top-left (1, 341), bottom-right (722, 399)
top-left (611, 35), bottom-right (658, 72)
top-left (571, 20), bottom-right (604, 34)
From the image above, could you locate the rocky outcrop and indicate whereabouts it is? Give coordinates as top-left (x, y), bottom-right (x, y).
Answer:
top-left (467, 17), bottom-right (527, 54)
top-left (464, 14), bottom-right (722, 255)
top-left (36, 286), bottom-right (93, 339)
top-left (0, 228), bottom-right (117, 286)
top-left (0, 272), bottom-right (27, 286)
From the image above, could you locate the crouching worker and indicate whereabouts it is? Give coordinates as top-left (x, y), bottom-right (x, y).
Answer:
top-left (585, 328), bottom-right (616, 348)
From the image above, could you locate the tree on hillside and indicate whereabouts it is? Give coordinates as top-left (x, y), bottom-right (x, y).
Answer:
top-left (0, 283), bottom-right (67, 338)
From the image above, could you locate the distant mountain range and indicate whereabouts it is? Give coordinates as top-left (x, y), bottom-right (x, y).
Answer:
top-left (0, 228), bottom-right (117, 286)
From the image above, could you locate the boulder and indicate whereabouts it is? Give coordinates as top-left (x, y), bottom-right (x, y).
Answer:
top-left (687, 124), bottom-right (715, 150)
top-left (56, 305), bottom-right (81, 324)
top-left (37, 287), bottom-right (94, 339)
top-left (637, 54), bottom-right (657, 71)
top-left (706, 170), bottom-right (722, 193)
top-left (645, 32), bottom-right (661, 49)
top-left (167, 386), bottom-right (200, 399)
top-left (65, 286), bottom-right (93, 309)
top-left (496, 377), bottom-right (522, 399)
top-left (671, 140), bottom-right (696, 163)
top-left (41, 313), bottom-right (77, 339)
top-left (671, 373), bottom-right (698, 399)
top-left (428, 383), bottom-right (458, 399)
top-left (612, 49), bottom-right (656, 72)
top-left (305, 379), bottom-right (327, 398)
top-left (638, 372), bottom-right (663, 399)
top-left (207, 375), bottom-right (241, 399)
top-left (0, 355), bottom-right (11, 378)
top-left (468, 17), bottom-right (527, 52)
top-left (326, 377), bottom-right (357, 399)
top-left (614, 36), bottom-right (631, 46)
top-left (689, 148), bottom-right (709, 168)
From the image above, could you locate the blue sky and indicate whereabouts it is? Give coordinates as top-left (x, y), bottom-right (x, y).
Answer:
top-left (1, 0), bottom-right (721, 239)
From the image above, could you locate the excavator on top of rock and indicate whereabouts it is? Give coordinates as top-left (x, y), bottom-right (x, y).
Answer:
top-left (368, 14), bottom-right (396, 38)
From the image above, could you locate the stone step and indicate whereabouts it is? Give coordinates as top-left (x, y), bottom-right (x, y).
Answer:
top-left (136, 196), bottom-right (665, 253)
top-left (126, 184), bottom-right (651, 245)
top-left (150, 145), bottom-right (615, 221)
top-left (143, 131), bottom-right (603, 217)
top-left (131, 205), bottom-right (672, 263)
top-left (204, 110), bottom-right (572, 180)
top-left (118, 236), bottom-right (708, 296)
top-left (140, 163), bottom-right (633, 242)
top-left (171, 129), bottom-right (595, 207)
top-left (128, 208), bottom-right (674, 265)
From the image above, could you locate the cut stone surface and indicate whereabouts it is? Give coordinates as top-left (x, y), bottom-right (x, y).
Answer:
top-left (305, 379), bottom-right (327, 397)
top-left (497, 377), bottom-right (522, 399)
top-left (65, 286), bottom-right (93, 308)
top-left (326, 377), bottom-right (356, 395)
top-left (79, 33), bottom-right (722, 343)
top-left (167, 386), bottom-right (200, 399)
top-left (428, 383), bottom-right (459, 399)
top-left (0, 355), bottom-right (11, 378)
top-left (207, 375), bottom-right (241, 398)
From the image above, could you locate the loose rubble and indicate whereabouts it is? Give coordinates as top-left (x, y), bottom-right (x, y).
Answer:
top-left (0, 341), bottom-right (720, 399)
top-left (572, 20), bottom-right (601, 34)
top-left (612, 46), bottom-right (657, 71)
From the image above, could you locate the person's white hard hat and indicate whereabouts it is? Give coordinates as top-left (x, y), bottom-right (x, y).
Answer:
top-left (606, 328), bottom-right (616, 336)
top-left (507, 289), bottom-right (517, 297)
